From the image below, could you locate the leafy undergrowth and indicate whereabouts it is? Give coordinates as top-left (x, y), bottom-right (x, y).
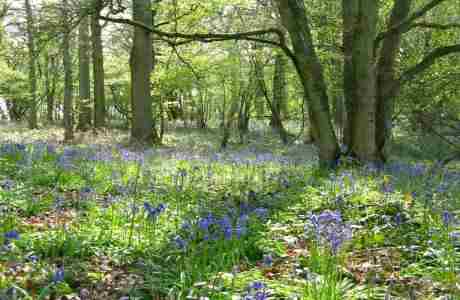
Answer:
top-left (0, 126), bottom-right (459, 300)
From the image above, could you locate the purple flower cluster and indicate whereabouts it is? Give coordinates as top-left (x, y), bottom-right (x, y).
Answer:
top-left (3, 230), bottom-right (20, 246)
top-left (143, 202), bottom-right (166, 221)
top-left (57, 147), bottom-right (82, 170)
top-left (0, 179), bottom-right (15, 190)
top-left (52, 265), bottom-right (65, 283)
top-left (173, 204), bottom-right (269, 250)
top-left (242, 281), bottom-right (270, 300)
top-left (305, 210), bottom-right (352, 255)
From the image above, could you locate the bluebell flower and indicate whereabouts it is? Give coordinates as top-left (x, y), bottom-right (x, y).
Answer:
top-left (52, 266), bottom-right (65, 283)
top-left (305, 210), bottom-right (352, 255)
top-left (174, 236), bottom-right (187, 250)
top-left (54, 195), bottom-right (65, 211)
top-left (249, 281), bottom-right (265, 290)
top-left (79, 186), bottom-right (94, 200)
top-left (4, 230), bottom-right (20, 240)
top-left (243, 281), bottom-right (270, 300)
top-left (235, 223), bottom-right (247, 239)
top-left (442, 210), bottom-right (452, 227)
top-left (263, 254), bottom-right (273, 267)
top-left (181, 221), bottom-right (192, 231)
top-left (254, 208), bottom-right (268, 220)
top-left (218, 215), bottom-right (233, 240)
top-left (143, 202), bottom-right (166, 221)
top-left (27, 254), bottom-right (39, 263)
top-left (395, 212), bottom-right (402, 226)
top-left (198, 213), bottom-right (214, 231)
top-left (0, 179), bottom-right (15, 190)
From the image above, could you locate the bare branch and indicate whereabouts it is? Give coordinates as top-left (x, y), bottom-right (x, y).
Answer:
top-left (410, 22), bottom-right (460, 30)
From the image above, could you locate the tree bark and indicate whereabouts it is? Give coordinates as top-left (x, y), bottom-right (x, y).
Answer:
top-left (25, 0), bottom-right (37, 129)
top-left (45, 54), bottom-right (55, 123)
top-left (271, 52), bottom-right (287, 129)
top-left (77, 15), bottom-right (92, 131)
top-left (130, 0), bottom-right (158, 144)
top-left (63, 0), bottom-right (73, 142)
top-left (348, 0), bottom-right (379, 162)
top-left (91, 0), bottom-right (106, 128)
top-left (276, 0), bottom-right (339, 166)
top-left (376, 0), bottom-right (412, 160)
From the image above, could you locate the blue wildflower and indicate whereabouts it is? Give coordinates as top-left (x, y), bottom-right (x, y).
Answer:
top-left (249, 281), bottom-right (265, 290)
top-left (254, 208), bottom-right (269, 220)
top-left (52, 266), bottom-right (65, 283)
top-left (395, 212), bottom-right (402, 226)
top-left (174, 236), bottom-right (187, 250)
top-left (4, 230), bottom-right (20, 241)
top-left (263, 254), bottom-right (273, 267)
top-left (442, 211), bottom-right (452, 227)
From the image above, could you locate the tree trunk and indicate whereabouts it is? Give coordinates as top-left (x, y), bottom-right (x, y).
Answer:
top-left (63, 0), bottom-right (73, 142)
top-left (25, 0), bottom-right (37, 129)
top-left (271, 52), bottom-right (287, 129)
top-left (342, 0), bottom-right (355, 148)
top-left (253, 58), bottom-right (265, 119)
top-left (130, 0), bottom-right (158, 144)
top-left (376, 0), bottom-right (412, 160)
top-left (343, 0), bottom-right (379, 162)
top-left (91, 0), bottom-right (106, 128)
top-left (276, 0), bottom-right (339, 166)
top-left (44, 54), bottom-right (55, 123)
top-left (77, 15), bottom-right (92, 131)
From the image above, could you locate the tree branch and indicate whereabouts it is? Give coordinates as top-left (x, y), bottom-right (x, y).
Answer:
top-left (399, 44), bottom-right (460, 85)
top-left (376, 0), bottom-right (448, 45)
top-left (98, 15), bottom-right (298, 67)
top-left (410, 22), bottom-right (460, 30)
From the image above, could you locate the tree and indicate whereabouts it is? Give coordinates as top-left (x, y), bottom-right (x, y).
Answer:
top-left (91, 0), bottom-right (106, 128)
top-left (130, 0), bottom-right (159, 144)
top-left (25, 0), bottom-right (38, 129)
top-left (62, 0), bottom-right (73, 142)
top-left (77, 14), bottom-right (92, 131)
top-left (276, 0), bottom-right (339, 165)
top-left (276, 0), bottom-right (460, 165)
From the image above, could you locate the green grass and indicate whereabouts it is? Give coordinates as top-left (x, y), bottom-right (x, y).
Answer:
top-left (0, 125), bottom-right (458, 299)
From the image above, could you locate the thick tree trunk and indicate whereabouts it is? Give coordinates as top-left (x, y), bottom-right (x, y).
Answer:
top-left (343, 0), bottom-right (379, 162)
top-left (25, 0), bottom-right (37, 129)
top-left (276, 0), bottom-right (339, 166)
top-left (77, 15), bottom-right (92, 131)
top-left (342, 0), bottom-right (355, 148)
top-left (376, 0), bottom-right (412, 160)
top-left (130, 0), bottom-right (158, 144)
top-left (63, 0), bottom-right (73, 142)
top-left (91, 0), bottom-right (106, 128)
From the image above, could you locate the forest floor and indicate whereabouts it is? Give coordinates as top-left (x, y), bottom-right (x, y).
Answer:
top-left (0, 123), bottom-right (459, 300)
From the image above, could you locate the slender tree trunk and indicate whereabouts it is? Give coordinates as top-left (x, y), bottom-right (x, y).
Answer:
top-left (63, 0), bottom-right (73, 142)
top-left (376, 0), bottom-right (412, 160)
top-left (130, 0), bottom-right (158, 144)
top-left (45, 55), bottom-right (55, 123)
top-left (253, 58), bottom-right (265, 119)
top-left (25, 0), bottom-right (37, 129)
top-left (91, 0), bottom-right (106, 128)
top-left (271, 52), bottom-right (287, 130)
top-left (77, 15), bottom-right (92, 131)
top-left (276, 0), bottom-right (339, 166)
